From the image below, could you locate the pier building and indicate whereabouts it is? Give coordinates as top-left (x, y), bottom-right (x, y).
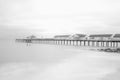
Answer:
top-left (88, 34), bottom-right (113, 40)
top-left (71, 34), bottom-right (86, 40)
top-left (113, 34), bottom-right (120, 40)
top-left (26, 35), bottom-right (37, 39)
top-left (54, 35), bottom-right (71, 39)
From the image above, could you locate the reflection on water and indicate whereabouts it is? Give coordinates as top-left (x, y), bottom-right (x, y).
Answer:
top-left (0, 40), bottom-right (120, 80)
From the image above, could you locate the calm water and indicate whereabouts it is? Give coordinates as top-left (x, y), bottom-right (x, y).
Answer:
top-left (0, 40), bottom-right (120, 80)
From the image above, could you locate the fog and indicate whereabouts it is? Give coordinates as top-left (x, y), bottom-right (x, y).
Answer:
top-left (0, 0), bottom-right (120, 38)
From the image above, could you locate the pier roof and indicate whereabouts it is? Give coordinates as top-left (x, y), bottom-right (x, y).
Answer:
top-left (114, 34), bottom-right (120, 38)
top-left (26, 35), bottom-right (37, 39)
top-left (73, 34), bottom-right (86, 37)
top-left (54, 35), bottom-right (71, 38)
top-left (89, 34), bottom-right (112, 37)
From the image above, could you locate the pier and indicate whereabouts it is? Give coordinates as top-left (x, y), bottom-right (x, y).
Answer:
top-left (16, 39), bottom-right (120, 48)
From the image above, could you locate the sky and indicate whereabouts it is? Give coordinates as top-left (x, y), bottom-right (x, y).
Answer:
top-left (0, 0), bottom-right (120, 39)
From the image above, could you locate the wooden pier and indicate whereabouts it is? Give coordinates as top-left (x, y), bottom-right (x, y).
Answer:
top-left (16, 39), bottom-right (120, 48)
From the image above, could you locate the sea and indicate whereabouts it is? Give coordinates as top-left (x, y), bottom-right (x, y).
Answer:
top-left (0, 39), bottom-right (120, 80)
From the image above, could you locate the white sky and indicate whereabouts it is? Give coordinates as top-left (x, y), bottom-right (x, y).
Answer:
top-left (0, 0), bottom-right (120, 38)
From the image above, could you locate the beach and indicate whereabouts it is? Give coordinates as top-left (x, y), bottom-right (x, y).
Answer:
top-left (0, 40), bottom-right (120, 80)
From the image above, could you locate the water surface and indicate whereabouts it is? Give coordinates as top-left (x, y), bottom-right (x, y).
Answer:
top-left (0, 40), bottom-right (120, 80)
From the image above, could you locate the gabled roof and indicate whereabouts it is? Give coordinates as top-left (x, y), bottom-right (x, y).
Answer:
top-left (54, 35), bottom-right (71, 38)
top-left (89, 34), bottom-right (112, 37)
top-left (114, 34), bottom-right (120, 38)
top-left (73, 34), bottom-right (86, 37)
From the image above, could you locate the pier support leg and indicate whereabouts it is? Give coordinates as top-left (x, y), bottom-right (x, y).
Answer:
top-left (92, 41), bottom-right (95, 47)
top-left (96, 42), bottom-right (99, 47)
top-left (79, 41), bottom-right (81, 46)
top-left (116, 42), bottom-right (118, 47)
top-left (87, 41), bottom-right (89, 46)
top-left (83, 41), bottom-right (86, 46)
top-left (113, 42), bottom-right (115, 48)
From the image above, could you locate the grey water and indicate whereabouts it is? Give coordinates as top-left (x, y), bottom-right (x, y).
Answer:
top-left (0, 40), bottom-right (78, 64)
top-left (0, 39), bottom-right (120, 80)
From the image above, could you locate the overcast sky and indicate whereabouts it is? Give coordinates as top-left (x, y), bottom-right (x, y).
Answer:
top-left (0, 0), bottom-right (120, 38)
